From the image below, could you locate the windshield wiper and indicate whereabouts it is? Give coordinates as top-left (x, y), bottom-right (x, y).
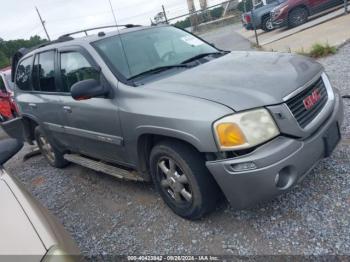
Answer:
top-left (181, 51), bottom-right (227, 64)
top-left (128, 65), bottom-right (189, 80)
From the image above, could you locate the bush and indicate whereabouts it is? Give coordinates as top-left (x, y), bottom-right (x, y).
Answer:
top-left (308, 43), bottom-right (337, 58)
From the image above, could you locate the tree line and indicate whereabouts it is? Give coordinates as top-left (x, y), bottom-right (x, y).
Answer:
top-left (0, 35), bottom-right (47, 69)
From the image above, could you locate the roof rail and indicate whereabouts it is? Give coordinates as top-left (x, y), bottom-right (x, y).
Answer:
top-left (58, 24), bottom-right (141, 39)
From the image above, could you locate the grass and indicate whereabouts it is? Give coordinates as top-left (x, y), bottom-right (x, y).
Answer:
top-left (298, 43), bottom-right (337, 58)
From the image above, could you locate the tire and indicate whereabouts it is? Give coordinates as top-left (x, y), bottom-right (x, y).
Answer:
top-left (35, 126), bottom-right (69, 168)
top-left (262, 16), bottom-right (274, 32)
top-left (150, 140), bottom-right (221, 220)
top-left (288, 7), bottom-right (308, 28)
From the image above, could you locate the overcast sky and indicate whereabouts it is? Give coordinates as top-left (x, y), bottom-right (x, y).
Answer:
top-left (1, 0), bottom-right (226, 41)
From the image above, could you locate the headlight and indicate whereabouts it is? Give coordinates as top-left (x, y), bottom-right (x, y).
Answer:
top-left (213, 108), bottom-right (280, 151)
top-left (42, 245), bottom-right (77, 262)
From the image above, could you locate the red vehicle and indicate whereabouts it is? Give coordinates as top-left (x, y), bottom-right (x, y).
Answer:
top-left (271, 0), bottom-right (343, 28)
top-left (0, 67), bottom-right (18, 122)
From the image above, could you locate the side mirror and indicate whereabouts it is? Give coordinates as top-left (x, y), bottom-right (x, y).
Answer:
top-left (71, 79), bottom-right (109, 100)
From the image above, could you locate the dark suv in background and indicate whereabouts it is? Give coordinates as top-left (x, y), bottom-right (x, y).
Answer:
top-left (271, 0), bottom-right (343, 28)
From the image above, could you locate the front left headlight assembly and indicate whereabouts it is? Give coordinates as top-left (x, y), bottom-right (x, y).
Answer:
top-left (213, 108), bottom-right (280, 151)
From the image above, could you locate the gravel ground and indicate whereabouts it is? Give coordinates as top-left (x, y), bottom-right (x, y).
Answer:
top-left (3, 43), bottom-right (350, 258)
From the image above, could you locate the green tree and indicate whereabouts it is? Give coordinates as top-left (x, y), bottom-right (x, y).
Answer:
top-left (0, 50), bottom-right (9, 68)
top-left (0, 35), bottom-right (47, 67)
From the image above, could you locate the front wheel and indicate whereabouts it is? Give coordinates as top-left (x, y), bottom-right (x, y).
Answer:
top-left (150, 140), bottom-right (222, 220)
top-left (35, 126), bottom-right (69, 168)
top-left (262, 16), bottom-right (274, 32)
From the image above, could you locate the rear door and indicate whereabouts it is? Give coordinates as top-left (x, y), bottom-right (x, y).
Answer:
top-left (15, 51), bottom-right (70, 149)
top-left (57, 46), bottom-right (126, 164)
top-left (308, 0), bottom-right (329, 13)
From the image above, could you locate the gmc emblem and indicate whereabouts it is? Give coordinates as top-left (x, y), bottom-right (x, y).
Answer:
top-left (303, 89), bottom-right (321, 110)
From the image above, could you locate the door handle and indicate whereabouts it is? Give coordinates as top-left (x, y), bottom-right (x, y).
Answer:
top-left (63, 106), bottom-right (72, 113)
top-left (28, 103), bottom-right (37, 109)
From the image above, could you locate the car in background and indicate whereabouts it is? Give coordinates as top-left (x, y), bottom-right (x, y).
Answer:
top-left (0, 120), bottom-right (80, 260)
top-left (271, 0), bottom-right (343, 28)
top-left (242, 0), bottom-right (281, 32)
top-left (0, 67), bottom-right (18, 121)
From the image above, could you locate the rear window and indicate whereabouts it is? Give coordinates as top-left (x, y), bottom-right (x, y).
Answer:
top-left (16, 56), bottom-right (33, 91)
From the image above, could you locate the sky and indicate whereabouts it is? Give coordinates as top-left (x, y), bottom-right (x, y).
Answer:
top-left (0, 0), bottom-right (226, 41)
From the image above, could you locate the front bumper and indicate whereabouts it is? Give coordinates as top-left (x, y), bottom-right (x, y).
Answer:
top-left (206, 92), bottom-right (344, 209)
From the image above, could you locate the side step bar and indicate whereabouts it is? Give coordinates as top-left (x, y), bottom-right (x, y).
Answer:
top-left (64, 154), bottom-right (144, 182)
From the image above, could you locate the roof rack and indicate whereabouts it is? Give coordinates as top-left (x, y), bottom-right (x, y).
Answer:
top-left (58, 24), bottom-right (141, 39)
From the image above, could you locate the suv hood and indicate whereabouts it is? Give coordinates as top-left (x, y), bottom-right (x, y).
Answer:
top-left (148, 51), bottom-right (323, 111)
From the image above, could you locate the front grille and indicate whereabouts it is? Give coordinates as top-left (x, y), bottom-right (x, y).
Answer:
top-left (286, 77), bottom-right (328, 128)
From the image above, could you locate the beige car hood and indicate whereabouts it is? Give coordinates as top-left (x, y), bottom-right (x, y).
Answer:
top-left (0, 179), bottom-right (46, 256)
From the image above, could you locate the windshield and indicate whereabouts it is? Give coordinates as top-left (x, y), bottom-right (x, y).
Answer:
top-left (93, 26), bottom-right (217, 80)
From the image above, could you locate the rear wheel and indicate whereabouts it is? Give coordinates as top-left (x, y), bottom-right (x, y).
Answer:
top-left (262, 16), bottom-right (274, 32)
top-left (288, 7), bottom-right (308, 28)
top-left (150, 140), bottom-right (221, 220)
top-left (35, 126), bottom-right (69, 168)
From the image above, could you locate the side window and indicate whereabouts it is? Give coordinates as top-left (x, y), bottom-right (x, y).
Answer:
top-left (35, 51), bottom-right (57, 92)
top-left (32, 55), bottom-right (40, 91)
top-left (16, 57), bottom-right (33, 91)
top-left (0, 76), bottom-right (5, 92)
top-left (60, 52), bottom-right (99, 92)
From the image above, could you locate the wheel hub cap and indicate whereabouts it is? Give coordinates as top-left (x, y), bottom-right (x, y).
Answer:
top-left (158, 158), bottom-right (193, 204)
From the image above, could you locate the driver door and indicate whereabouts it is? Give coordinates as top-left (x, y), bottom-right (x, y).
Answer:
top-left (57, 46), bottom-right (127, 165)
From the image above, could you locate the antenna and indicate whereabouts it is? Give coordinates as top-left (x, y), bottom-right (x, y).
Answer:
top-left (108, 0), bottom-right (118, 25)
top-left (35, 6), bottom-right (51, 41)
top-left (106, 0), bottom-right (132, 77)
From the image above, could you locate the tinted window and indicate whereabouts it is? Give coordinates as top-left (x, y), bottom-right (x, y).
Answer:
top-left (32, 55), bottom-right (40, 91)
top-left (0, 76), bottom-right (5, 92)
top-left (60, 52), bottom-right (99, 92)
top-left (35, 51), bottom-right (57, 92)
top-left (16, 57), bottom-right (32, 91)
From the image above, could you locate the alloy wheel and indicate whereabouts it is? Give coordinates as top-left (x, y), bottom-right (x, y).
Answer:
top-left (157, 157), bottom-right (193, 205)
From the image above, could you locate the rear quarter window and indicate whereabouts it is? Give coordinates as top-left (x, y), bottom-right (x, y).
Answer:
top-left (16, 57), bottom-right (33, 91)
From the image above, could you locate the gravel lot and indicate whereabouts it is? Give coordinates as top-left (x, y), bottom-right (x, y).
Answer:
top-left (3, 42), bottom-right (350, 257)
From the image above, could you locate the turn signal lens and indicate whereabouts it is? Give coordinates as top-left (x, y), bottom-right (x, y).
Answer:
top-left (216, 123), bottom-right (246, 147)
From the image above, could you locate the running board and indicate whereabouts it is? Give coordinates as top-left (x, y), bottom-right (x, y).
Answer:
top-left (64, 154), bottom-right (144, 182)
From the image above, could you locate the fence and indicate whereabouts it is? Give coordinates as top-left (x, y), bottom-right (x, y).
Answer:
top-left (152, 0), bottom-right (242, 32)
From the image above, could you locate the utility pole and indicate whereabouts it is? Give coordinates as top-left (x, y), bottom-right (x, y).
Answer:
top-left (251, 1), bottom-right (259, 47)
top-left (108, 0), bottom-right (118, 26)
top-left (162, 5), bottom-right (169, 24)
top-left (35, 7), bottom-right (51, 41)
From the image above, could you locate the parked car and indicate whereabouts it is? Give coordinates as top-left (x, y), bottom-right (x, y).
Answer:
top-left (242, 0), bottom-right (281, 32)
top-left (0, 67), bottom-right (18, 122)
top-left (0, 125), bottom-right (80, 259)
top-left (271, 0), bottom-right (343, 28)
top-left (12, 25), bottom-right (343, 220)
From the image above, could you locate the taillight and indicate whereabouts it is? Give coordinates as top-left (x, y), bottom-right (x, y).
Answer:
top-left (245, 14), bottom-right (251, 23)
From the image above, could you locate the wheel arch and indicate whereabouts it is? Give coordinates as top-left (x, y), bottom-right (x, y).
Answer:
top-left (21, 114), bottom-right (40, 145)
top-left (288, 4), bottom-right (310, 17)
top-left (136, 131), bottom-right (206, 181)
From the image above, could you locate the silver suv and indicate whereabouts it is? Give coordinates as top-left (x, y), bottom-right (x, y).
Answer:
top-left (13, 25), bottom-right (344, 220)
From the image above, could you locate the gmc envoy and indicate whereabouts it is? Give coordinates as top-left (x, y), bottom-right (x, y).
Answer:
top-left (13, 25), bottom-right (344, 219)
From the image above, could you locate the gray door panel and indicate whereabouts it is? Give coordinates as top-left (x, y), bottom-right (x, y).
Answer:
top-left (59, 95), bottom-right (126, 164)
